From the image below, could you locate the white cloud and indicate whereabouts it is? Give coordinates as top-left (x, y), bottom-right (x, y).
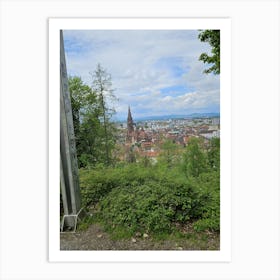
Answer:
top-left (63, 30), bottom-right (219, 120)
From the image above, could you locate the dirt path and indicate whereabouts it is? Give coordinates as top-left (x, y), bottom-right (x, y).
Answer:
top-left (60, 223), bottom-right (219, 250)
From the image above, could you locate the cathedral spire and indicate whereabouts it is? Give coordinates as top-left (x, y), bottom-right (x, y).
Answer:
top-left (126, 106), bottom-right (135, 143)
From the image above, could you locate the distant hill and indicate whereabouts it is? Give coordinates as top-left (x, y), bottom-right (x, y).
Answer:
top-left (114, 112), bottom-right (220, 123)
top-left (133, 112), bottom-right (220, 122)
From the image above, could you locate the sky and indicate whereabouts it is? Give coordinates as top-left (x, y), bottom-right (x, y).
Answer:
top-left (63, 30), bottom-right (220, 121)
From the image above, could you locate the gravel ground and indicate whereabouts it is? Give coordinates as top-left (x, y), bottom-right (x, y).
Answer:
top-left (60, 223), bottom-right (220, 250)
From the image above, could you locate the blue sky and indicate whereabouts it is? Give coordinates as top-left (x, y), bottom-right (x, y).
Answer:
top-left (63, 30), bottom-right (220, 121)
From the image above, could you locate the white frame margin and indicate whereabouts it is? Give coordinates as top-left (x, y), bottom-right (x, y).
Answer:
top-left (49, 18), bottom-right (231, 262)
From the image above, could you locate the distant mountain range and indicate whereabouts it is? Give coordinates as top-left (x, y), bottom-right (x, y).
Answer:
top-left (135, 112), bottom-right (220, 122)
top-left (115, 112), bottom-right (220, 122)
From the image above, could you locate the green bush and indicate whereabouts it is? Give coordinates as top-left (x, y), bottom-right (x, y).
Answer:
top-left (79, 163), bottom-right (184, 207)
top-left (191, 171), bottom-right (220, 232)
top-left (78, 164), bottom-right (220, 234)
top-left (98, 179), bottom-right (209, 234)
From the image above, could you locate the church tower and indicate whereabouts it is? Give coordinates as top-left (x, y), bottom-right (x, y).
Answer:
top-left (126, 106), bottom-right (135, 143)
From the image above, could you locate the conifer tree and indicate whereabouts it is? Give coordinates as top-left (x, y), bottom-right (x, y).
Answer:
top-left (90, 63), bottom-right (117, 166)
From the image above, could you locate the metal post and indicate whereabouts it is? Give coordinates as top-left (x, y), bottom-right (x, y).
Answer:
top-left (60, 30), bottom-right (84, 232)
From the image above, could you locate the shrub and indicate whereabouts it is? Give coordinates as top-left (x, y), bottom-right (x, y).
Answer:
top-left (78, 164), bottom-right (220, 235)
top-left (192, 171), bottom-right (220, 232)
top-left (79, 163), bottom-right (184, 207)
top-left (98, 179), bottom-right (209, 234)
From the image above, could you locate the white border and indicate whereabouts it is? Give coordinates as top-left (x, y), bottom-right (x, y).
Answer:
top-left (1, 0), bottom-right (279, 279)
top-left (49, 18), bottom-right (231, 262)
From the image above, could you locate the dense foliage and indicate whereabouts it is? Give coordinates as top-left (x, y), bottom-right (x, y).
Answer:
top-left (78, 137), bottom-right (220, 236)
top-left (198, 30), bottom-right (220, 75)
top-left (68, 64), bottom-right (117, 168)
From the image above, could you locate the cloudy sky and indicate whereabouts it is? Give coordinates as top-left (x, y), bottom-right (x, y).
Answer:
top-left (63, 30), bottom-right (220, 121)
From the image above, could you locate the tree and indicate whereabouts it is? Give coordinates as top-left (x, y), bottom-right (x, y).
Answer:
top-left (78, 108), bottom-right (103, 167)
top-left (69, 76), bottom-right (88, 136)
top-left (90, 63), bottom-right (117, 166)
top-left (68, 76), bottom-right (101, 167)
top-left (207, 137), bottom-right (220, 171)
top-left (159, 139), bottom-right (180, 169)
top-left (69, 68), bottom-right (117, 168)
top-left (183, 137), bottom-right (207, 177)
top-left (198, 30), bottom-right (220, 75)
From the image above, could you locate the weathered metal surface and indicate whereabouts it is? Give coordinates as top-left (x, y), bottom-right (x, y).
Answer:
top-left (60, 30), bottom-right (82, 229)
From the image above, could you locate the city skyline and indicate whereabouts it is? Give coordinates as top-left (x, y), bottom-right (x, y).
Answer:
top-left (63, 30), bottom-right (220, 121)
